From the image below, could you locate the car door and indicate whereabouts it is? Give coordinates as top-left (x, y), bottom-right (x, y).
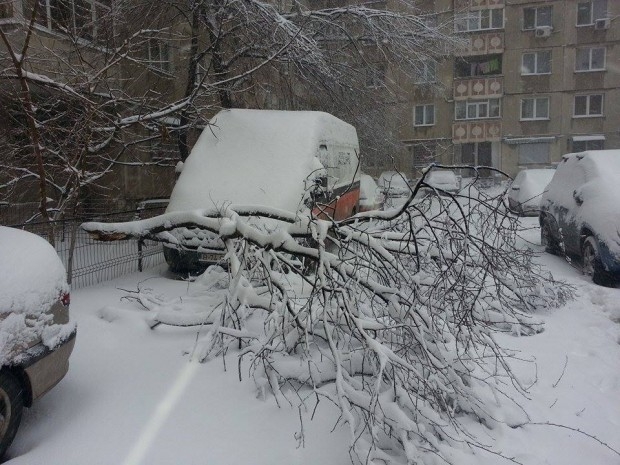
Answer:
top-left (554, 160), bottom-right (587, 255)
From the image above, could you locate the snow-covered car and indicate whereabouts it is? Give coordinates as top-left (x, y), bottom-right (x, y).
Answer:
top-left (507, 169), bottom-right (554, 216)
top-left (0, 226), bottom-right (76, 458)
top-left (358, 174), bottom-right (383, 212)
top-left (164, 109), bottom-right (361, 274)
top-left (377, 171), bottom-right (410, 198)
top-left (424, 169), bottom-right (460, 194)
top-left (539, 150), bottom-right (620, 286)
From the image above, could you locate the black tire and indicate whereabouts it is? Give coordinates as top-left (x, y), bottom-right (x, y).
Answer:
top-left (582, 236), bottom-right (615, 287)
top-left (540, 216), bottom-right (560, 255)
top-left (0, 371), bottom-right (24, 459)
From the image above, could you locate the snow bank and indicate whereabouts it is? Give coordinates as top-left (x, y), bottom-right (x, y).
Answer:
top-left (0, 226), bottom-right (68, 315)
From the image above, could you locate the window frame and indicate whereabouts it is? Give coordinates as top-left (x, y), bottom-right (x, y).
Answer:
top-left (146, 39), bottom-right (172, 74)
top-left (455, 8), bottom-right (504, 32)
top-left (522, 5), bottom-right (553, 30)
top-left (521, 50), bottom-right (552, 75)
top-left (573, 94), bottom-right (604, 118)
top-left (576, 0), bottom-right (607, 26)
top-left (414, 104), bottom-right (435, 127)
top-left (520, 97), bottom-right (550, 121)
top-left (454, 98), bottom-right (501, 121)
top-left (572, 139), bottom-right (604, 152)
top-left (413, 61), bottom-right (437, 84)
top-left (575, 47), bottom-right (606, 72)
top-left (31, 0), bottom-right (112, 45)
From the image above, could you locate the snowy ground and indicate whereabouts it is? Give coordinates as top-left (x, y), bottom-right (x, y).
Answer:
top-left (5, 217), bottom-right (620, 465)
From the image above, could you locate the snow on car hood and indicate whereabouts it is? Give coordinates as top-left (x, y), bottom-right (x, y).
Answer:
top-left (0, 226), bottom-right (69, 315)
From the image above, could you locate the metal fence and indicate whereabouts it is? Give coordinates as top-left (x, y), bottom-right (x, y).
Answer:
top-left (5, 204), bottom-right (168, 289)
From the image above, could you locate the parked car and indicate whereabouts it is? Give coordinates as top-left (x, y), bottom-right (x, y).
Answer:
top-left (377, 171), bottom-right (411, 209)
top-left (507, 169), bottom-right (555, 216)
top-left (164, 109), bottom-right (361, 274)
top-left (539, 150), bottom-right (620, 285)
top-left (377, 171), bottom-right (410, 197)
top-left (424, 169), bottom-right (460, 194)
top-left (358, 174), bottom-right (383, 212)
top-left (0, 226), bottom-right (76, 457)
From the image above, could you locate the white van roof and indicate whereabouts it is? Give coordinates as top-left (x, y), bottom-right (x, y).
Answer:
top-left (167, 109), bottom-right (359, 214)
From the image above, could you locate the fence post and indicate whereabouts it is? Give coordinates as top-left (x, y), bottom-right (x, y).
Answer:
top-left (138, 238), bottom-right (144, 272)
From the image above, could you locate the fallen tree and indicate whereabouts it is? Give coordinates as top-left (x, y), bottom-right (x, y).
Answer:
top-left (83, 168), bottom-right (571, 464)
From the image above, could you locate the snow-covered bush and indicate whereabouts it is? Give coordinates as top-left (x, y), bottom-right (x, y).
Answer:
top-left (83, 169), bottom-right (571, 464)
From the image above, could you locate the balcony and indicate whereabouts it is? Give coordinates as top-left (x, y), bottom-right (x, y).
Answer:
top-left (454, 0), bottom-right (504, 9)
top-left (458, 32), bottom-right (504, 57)
top-left (454, 76), bottom-right (503, 100)
top-left (453, 121), bottom-right (502, 143)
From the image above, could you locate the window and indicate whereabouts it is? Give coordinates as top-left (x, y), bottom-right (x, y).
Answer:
top-left (409, 142), bottom-right (436, 168)
top-left (518, 143), bottom-right (550, 164)
top-left (576, 47), bottom-right (605, 71)
top-left (30, 0), bottom-right (112, 44)
top-left (0, 0), bottom-right (14, 18)
top-left (147, 39), bottom-right (172, 73)
top-left (521, 98), bottom-right (549, 120)
top-left (523, 6), bottom-right (552, 29)
top-left (414, 104), bottom-right (435, 126)
top-left (366, 63), bottom-right (386, 88)
top-left (455, 99), bottom-right (501, 120)
top-left (521, 50), bottom-right (551, 75)
top-left (576, 0), bottom-right (607, 25)
top-left (455, 55), bottom-right (502, 77)
top-left (455, 8), bottom-right (504, 32)
top-left (414, 61), bottom-right (436, 84)
top-left (573, 94), bottom-right (603, 117)
top-left (572, 139), bottom-right (604, 152)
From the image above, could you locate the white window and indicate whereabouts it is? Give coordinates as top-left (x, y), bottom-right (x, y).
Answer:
top-left (521, 50), bottom-right (551, 75)
top-left (576, 0), bottom-right (607, 26)
top-left (576, 47), bottom-right (605, 72)
top-left (521, 98), bottom-right (549, 120)
top-left (573, 94), bottom-right (603, 117)
top-left (523, 6), bottom-right (552, 29)
top-left (518, 143), bottom-right (550, 164)
top-left (455, 99), bottom-right (501, 120)
top-left (147, 39), bottom-right (172, 73)
top-left (455, 8), bottom-right (504, 32)
top-left (414, 105), bottom-right (435, 126)
top-left (33, 0), bottom-right (112, 44)
top-left (414, 61), bottom-right (436, 84)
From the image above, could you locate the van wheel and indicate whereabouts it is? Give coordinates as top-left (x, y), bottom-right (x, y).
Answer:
top-left (582, 236), bottom-right (615, 287)
top-left (0, 371), bottom-right (24, 459)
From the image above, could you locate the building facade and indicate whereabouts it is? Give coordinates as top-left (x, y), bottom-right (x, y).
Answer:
top-left (398, 0), bottom-right (620, 179)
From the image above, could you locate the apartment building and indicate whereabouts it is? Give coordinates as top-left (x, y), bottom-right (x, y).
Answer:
top-left (398, 0), bottom-right (620, 179)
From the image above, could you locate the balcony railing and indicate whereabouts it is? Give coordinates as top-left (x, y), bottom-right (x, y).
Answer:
top-left (454, 0), bottom-right (504, 9)
top-left (454, 76), bottom-right (503, 100)
top-left (453, 121), bottom-right (502, 143)
top-left (458, 32), bottom-right (504, 56)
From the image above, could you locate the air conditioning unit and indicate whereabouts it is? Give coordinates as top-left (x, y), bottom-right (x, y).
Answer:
top-left (535, 26), bottom-right (553, 38)
top-left (594, 18), bottom-right (610, 30)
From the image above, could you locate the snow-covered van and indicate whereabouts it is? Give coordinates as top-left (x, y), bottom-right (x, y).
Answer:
top-left (164, 109), bottom-right (361, 273)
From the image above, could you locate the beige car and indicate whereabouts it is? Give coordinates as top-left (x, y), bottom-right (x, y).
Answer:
top-left (0, 226), bottom-right (76, 458)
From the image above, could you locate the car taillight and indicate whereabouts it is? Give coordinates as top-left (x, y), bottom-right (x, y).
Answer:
top-left (61, 292), bottom-right (70, 306)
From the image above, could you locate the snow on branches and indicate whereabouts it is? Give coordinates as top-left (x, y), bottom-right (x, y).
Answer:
top-left (83, 173), bottom-right (571, 464)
